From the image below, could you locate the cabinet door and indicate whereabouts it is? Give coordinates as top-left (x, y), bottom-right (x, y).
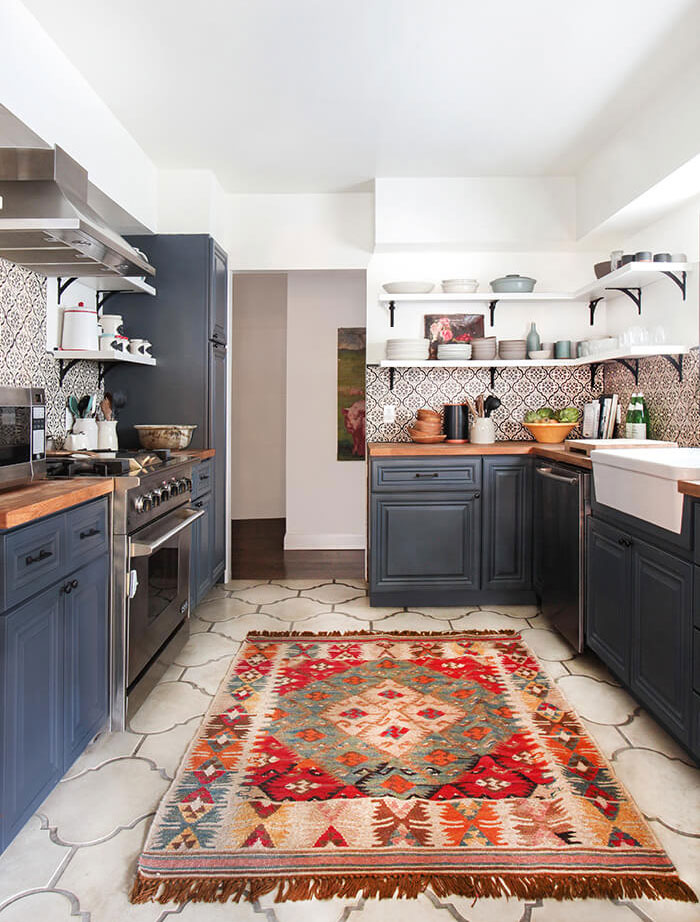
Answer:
top-left (209, 239), bottom-right (228, 344)
top-left (482, 457), bottom-right (533, 592)
top-left (192, 493), bottom-right (213, 605)
top-left (209, 340), bottom-right (227, 579)
top-left (1, 585), bottom-right (63, 850)
top-left (586, 518), bottom-right (631, 682)
top-left (631, 540), bottom-right (692, 742)
top-left (371, 492), bottom-right (480, 592)
top-left (63, 556), bottom-right (109, 770)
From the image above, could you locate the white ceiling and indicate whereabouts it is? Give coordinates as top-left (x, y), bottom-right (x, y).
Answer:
top-left (21, 0), bottom-right (700, 193)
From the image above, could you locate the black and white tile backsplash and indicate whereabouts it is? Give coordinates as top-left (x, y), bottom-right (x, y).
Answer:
top-left (0, 258), bottom-right (101, 443)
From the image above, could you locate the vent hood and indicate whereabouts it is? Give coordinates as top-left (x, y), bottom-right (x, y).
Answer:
top-left (0, 146), bottom-right (155, 279)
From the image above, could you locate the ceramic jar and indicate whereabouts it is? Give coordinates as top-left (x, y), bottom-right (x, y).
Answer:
top-left (470, 418), bottom-right (495, 444)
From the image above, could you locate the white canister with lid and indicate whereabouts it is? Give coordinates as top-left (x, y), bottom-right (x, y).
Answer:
top-left (99, 315), bottom-right (124, 336)
top-left (72, 417), bottom-right (98, 450)
top-left (97, 420), bottom-right (118, 450)
top-left (61, 301), bottom-right (99, 351)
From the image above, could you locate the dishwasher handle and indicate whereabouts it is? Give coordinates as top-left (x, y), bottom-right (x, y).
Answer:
top-left (130, 507), bottom-right (204, 558)
top-left (535, 466), bottom-right (579, 486)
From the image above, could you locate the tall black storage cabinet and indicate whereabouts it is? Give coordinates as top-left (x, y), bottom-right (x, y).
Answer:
top-left (107, 234), bottom-right (228, 581)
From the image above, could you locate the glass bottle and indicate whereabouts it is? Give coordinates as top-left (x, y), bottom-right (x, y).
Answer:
top-left (625, 394), bottom-right (645, 439)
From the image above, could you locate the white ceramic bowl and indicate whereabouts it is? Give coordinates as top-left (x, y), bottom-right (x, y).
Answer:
top-left (134, 425), bottom-right (197, 450)
top-left (382, 281), bottom-right (435, 294)
top-left (441, 279), bottom-right (478, 293)
top-left (529, 349), bottom-right (554, 359)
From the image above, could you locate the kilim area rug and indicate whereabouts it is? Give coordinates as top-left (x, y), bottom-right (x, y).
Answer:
top-left (130, 630), bottom-right (696, 905)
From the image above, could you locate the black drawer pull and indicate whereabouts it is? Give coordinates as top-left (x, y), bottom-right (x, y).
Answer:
top-left (80, 527), bottom-right (100, 540)
top-left (415, 472), bottom-right (439, 478)
top-left (25, 548), bottom-right (52, 566)
top-left (61, 579), bottom-right (79, 596)
top-left (194, 501), bottom-right (204, 508)
top-left (617, 537), bottom-right (633, 547)
top-left (199, 474), bottom-right (210, 481)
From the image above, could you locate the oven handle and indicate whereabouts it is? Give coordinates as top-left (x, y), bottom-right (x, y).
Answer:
top-left (130, 507), bottom-right (204, 558)
top-left (535, 466), bottom-right (579, 486)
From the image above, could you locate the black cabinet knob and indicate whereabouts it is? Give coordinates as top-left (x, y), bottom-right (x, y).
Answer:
top-left (474, 491), bottom-right (481, 499)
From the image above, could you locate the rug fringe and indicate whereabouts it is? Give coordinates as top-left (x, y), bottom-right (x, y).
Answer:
top-left (244, 629), bottom-right (520, 639)
top-left (129, 871), bottom-right (697, 905)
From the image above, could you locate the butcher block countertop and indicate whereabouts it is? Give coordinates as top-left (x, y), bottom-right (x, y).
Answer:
top-left (174, 449), bottom-right (216, 460)
top-left (0, 479), bottom-right (113, 530)
top-left (678, 480), bottom-right (700, 499)
top-left (368, 441), bottom-right (592, 469)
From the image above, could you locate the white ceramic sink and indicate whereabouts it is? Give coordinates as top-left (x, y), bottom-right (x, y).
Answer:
top-left (590, 447), bottom-right (700, 533)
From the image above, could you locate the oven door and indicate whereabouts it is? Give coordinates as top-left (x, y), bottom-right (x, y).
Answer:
top-left (127, 506), bottom-right (204, 688)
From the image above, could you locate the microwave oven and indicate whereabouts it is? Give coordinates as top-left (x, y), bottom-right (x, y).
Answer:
top-left (0, 387), bottom-right (46, 489)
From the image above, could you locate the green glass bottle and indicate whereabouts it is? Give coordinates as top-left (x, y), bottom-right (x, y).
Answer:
top-left (625, 393), bottom-right (645, 439)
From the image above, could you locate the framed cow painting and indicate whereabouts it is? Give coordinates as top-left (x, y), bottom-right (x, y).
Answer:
top-left (337, 327), bottom-right (366, 461)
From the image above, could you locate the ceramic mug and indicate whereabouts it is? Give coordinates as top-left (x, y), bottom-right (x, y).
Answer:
top-left (112, 334), bottom-right (129, 353)
top-left (99, 333), bottom-right (118, 353)
top-left (128, 338), bottom-right (145, 355)
top-left (470, 417), bottom-right (495, 445)
top-left (555, 340), bottom-right (571, 359)
top-left (99, 314), bottom-right (124, 336)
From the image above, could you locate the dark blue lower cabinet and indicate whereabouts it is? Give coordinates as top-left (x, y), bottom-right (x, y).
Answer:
top-left (481, 457), bottom-right (533, 592)
top-left (63, 555), bottom-right (109, 770)
top-left (1, 584), bottom-right (63, 851)
top-left (190, 492), bottom-right (213, 609)
top-left (586, 518), bottom-right (632, 683)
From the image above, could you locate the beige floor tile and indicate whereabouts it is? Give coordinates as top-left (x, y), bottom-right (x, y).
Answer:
top-left (359, 893), bottom-right (469, 921)
top-left (257, 893), bottom-right (361, 922)
top-left (172, 632), bottom-right (239, 667)
top-left (0, 891), bottom-right (80, 921)
top-left (0, 816), bottom-right (70, 904)
top-left (176, 900), bottom-right (265, 920)
top-left (262, 597), bottom-right (333, 621)
top-left (612, 749), bottom-right (700, 834)
top-left (137, 716), bottom-right (201, 779)
top-left (373, 611), bottom-right (442, 632)
top-left (232, 585), bottom-right (297, 605)
top-left (129, 681), bottom-right (210, 734)
top-left (621, 710), bottom-right (695, 764)
top-left (57, 816), bottom-right (164, 921)
top-left (222, 579), bottom-right (268, 590)
top-left (426, 895), bottom-right (526, 921)
top-left (333, 596), bottom-right (401, 620)
top-left (184, 655), bottom-right (236, 696)
top-left (195, 596), bottom-right (259, 622)
top-left (270, 578), bottom-right (333, 590)
top-left (188, 618), bottom-right (211, 634)
top-left (480, 603), bottom-right (540, 618)
top-left (412, 606), bottom-right (481, 620)
top-left (200, 583), bottom-right (230, 600)
top-left (334, 578), bottom-right (368, 589)
top-left (633, 819), bottom-right (700, 919)
top-left (39, 759), bottom-right (168, 845)
top-left (295, 612), bottom-right (370, 633)
top-left (519, 627), bottom-right (575, 661)
top-left (579, 718), bottom-right (628, 760)
top-left (450, 610), bottom-right (523, 631)
top-left (567, 651), bottom-right (622, 685)
top-left (62, 729), bottom-right (141, 781)
top-left (538, 658), bottom-right (569, 680)
top-left (300, 584), bottom-right (366, 604)
top-left (531, 898), bottom-right (636, 920)
top-left (556, 674), bottom-right (637, 726)
top-left (211, 613), bottom-right (290, 642)
top-left (156, 663), bottom-right (185, 683)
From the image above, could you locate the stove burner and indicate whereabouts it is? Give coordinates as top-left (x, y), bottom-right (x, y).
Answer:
top-left (46, 449), bottom-right (177, 479)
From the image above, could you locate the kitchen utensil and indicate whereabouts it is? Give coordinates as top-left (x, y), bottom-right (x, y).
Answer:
top-left (97, 420), bottom-right (118, 450)
top-left (470, 417), bottom-right (495, 444)
top-left (555, 340), bottom-right (571, 359)
top-left (99, 315), bottom-right (124, 336)
top-left (407, 429), bottom-right (447, 444)
top-left (484, 396), bottom-right (501, 418)
top-left (523, 421), bottom-right (576, 444)
top-left (382, 281), bottom-right (434, 295)
top-left (77, 395), bottom-right (90, 417)
top-left (100, 396), bottom-right (113, 421)
top-left (489, 275), bottom-right (536, 293)
top-left (594, 261), bottom-right (612, 278)
top-left (134, 424), bottom-right (197, 450)
top-left (68, 395), bottom-right (80, 419)
top-left (72, 417), bottom-right (98, 449)
top-left (60, 301), bottom-right (99, 351)
top-left (653, 253), bottom-right (672, 262)
top-left (443, 404), bottom-right (469, 443)
top-left (476, 394), bottom-right (484, 417)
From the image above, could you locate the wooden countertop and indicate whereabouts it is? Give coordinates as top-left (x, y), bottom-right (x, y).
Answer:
top-left (0, 479), bottom-right (113, 530)
top-left (173, 449), bottom-right (216, 460)
top-left (367, 441), bottom-right (592, 469)
top-left (678, 479), bottom-right (700, 499)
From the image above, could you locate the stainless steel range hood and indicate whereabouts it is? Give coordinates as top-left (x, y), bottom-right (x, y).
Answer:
top-left (0, 146), bottom-right (155, 279)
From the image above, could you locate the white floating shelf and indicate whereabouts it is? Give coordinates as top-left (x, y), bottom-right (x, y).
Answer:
top-left (379, 345), bottom-right (691, 370)
top-left (78, 276), bottom-right (156, 296)
top-left (378, 291), bottom-right (572, 303)
top-left (53, 349), bottom-right (156, 366)
top-left (572, 262), bottom-right (692, 302)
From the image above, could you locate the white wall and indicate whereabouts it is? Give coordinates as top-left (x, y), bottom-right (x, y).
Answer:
top-left (1, 0), bottom-right (158, 229)
top-left (230, 273), bottom-right (287, 519)
top-left (285, 271), bottom-right (366, 549)
top-left (157, 169), bottom-right (230, 246)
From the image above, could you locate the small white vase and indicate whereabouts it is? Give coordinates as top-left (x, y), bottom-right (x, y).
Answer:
top-left (97, 420), bottom-right (118, 451)
top-left (470, 417), bottom-right (495, 445)
top-left (72, 417), bottom-right (98, 450)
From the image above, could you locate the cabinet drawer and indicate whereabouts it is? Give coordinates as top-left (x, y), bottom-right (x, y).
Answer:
top-left (192, 460), bottom-right (212, 499)
top-left (371, 459), bottom-right (481, 492)
top-left (2, 516), bottom-right (65, 610)
top-left (66, 499), bottom-right (109, 569)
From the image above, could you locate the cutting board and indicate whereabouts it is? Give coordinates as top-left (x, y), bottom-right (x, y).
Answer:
top-left (564, 438), bottom-right (678, 456)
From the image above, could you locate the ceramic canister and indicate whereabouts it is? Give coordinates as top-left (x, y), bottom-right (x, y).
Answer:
top-left (99, 314), bottom-right (124, 336)
top-left (443, 403), bottom-right (469, 443)
top-left (61, 301), bottom-right (99, 351)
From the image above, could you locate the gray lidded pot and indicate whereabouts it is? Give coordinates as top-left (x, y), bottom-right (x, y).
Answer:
top-left (490, 274), bottom-right (537, 293)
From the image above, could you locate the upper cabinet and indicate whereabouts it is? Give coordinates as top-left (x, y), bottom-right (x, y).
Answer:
top-left (210, 239), bottom-right (228, 345)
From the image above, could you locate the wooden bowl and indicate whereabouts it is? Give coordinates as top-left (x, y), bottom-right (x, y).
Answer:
top-left (412, 418), bottom-right (442, 433)
top-left (408, 429), bottom-right (447, 443)
top-left (417, 408), bottom-right (441, 420)
top-left (523, 422), bottom-right (577, 444)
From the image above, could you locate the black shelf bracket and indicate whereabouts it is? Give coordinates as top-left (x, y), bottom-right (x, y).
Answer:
top-left (661, 269), bottom-right (687, 300)
top-left (616, 358), bottom-right (639, 385)
top-left (57, 277), bottom-right (78, 304)
top-left (57, 358), bottom-right (79, 386)
top-left (389, 367), bottom-right (395, 390)
top-left (588, 297), bottom-right (603, 326)
top-left (661, 353), bottom-right (684, 383)
top-left (96, 290), bottom-right (118, 312)
top-left (388, 300), bottom-right (396, 327)
top-left (488, 300), bottom-right (498, 327)
top-left (589, 362), bottom-right (601, 388)
top-left (607, 286), bottom-right (642, 314)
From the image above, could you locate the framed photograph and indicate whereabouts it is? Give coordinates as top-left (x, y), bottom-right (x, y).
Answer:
top-left (337, 327), bottom-right (366, 460)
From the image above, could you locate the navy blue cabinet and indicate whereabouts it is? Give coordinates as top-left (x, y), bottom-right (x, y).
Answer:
top-left (0, 498), bottom-right (110, 853)
top-left (191, 490), bottom-right (213, 609)
top-left (586, 518), bottom-right (632, 682)
top-left (482, 457), bottom-right (532, 593)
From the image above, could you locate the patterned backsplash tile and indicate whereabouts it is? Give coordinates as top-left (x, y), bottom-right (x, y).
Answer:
top-left (366, 363), bottom-right (604, 442)
top-left (603, 348), bottom-right (700, 446)
top-left (0, 258), bottom-right (101, 442)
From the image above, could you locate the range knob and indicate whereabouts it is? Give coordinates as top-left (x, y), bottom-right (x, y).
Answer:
top-left (151, 488), bottom-right (162, 507)
top-left (135, 494), bottom-right (152, 513)
top-left (178, 478), bottom-right (189, 494)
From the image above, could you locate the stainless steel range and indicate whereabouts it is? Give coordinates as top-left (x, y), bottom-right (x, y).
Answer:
top-left (47, 451), bottom-right (203, 730)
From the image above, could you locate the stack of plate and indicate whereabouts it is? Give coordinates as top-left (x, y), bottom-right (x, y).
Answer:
top-left (471, 336), bottom-right (497, 360)
top-left (499, 339), bottom-right (528, 360)
top-left (437, 342), bottom-right (472, 361)
top-left (441, 278), bottom-right (478, 294)
top-left (385, 338), bottom-right (430, 361)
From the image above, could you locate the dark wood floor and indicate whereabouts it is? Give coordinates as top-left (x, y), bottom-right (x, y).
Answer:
top-left (231, 518), bottom-right (365, 579)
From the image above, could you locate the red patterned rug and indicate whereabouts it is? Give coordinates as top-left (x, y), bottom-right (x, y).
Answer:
top-left (131, 630), bottom-right (696, 905)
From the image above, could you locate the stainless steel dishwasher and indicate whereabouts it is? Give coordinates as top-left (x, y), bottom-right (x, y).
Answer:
top-left (533, 459), bottom-right (590, 652)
